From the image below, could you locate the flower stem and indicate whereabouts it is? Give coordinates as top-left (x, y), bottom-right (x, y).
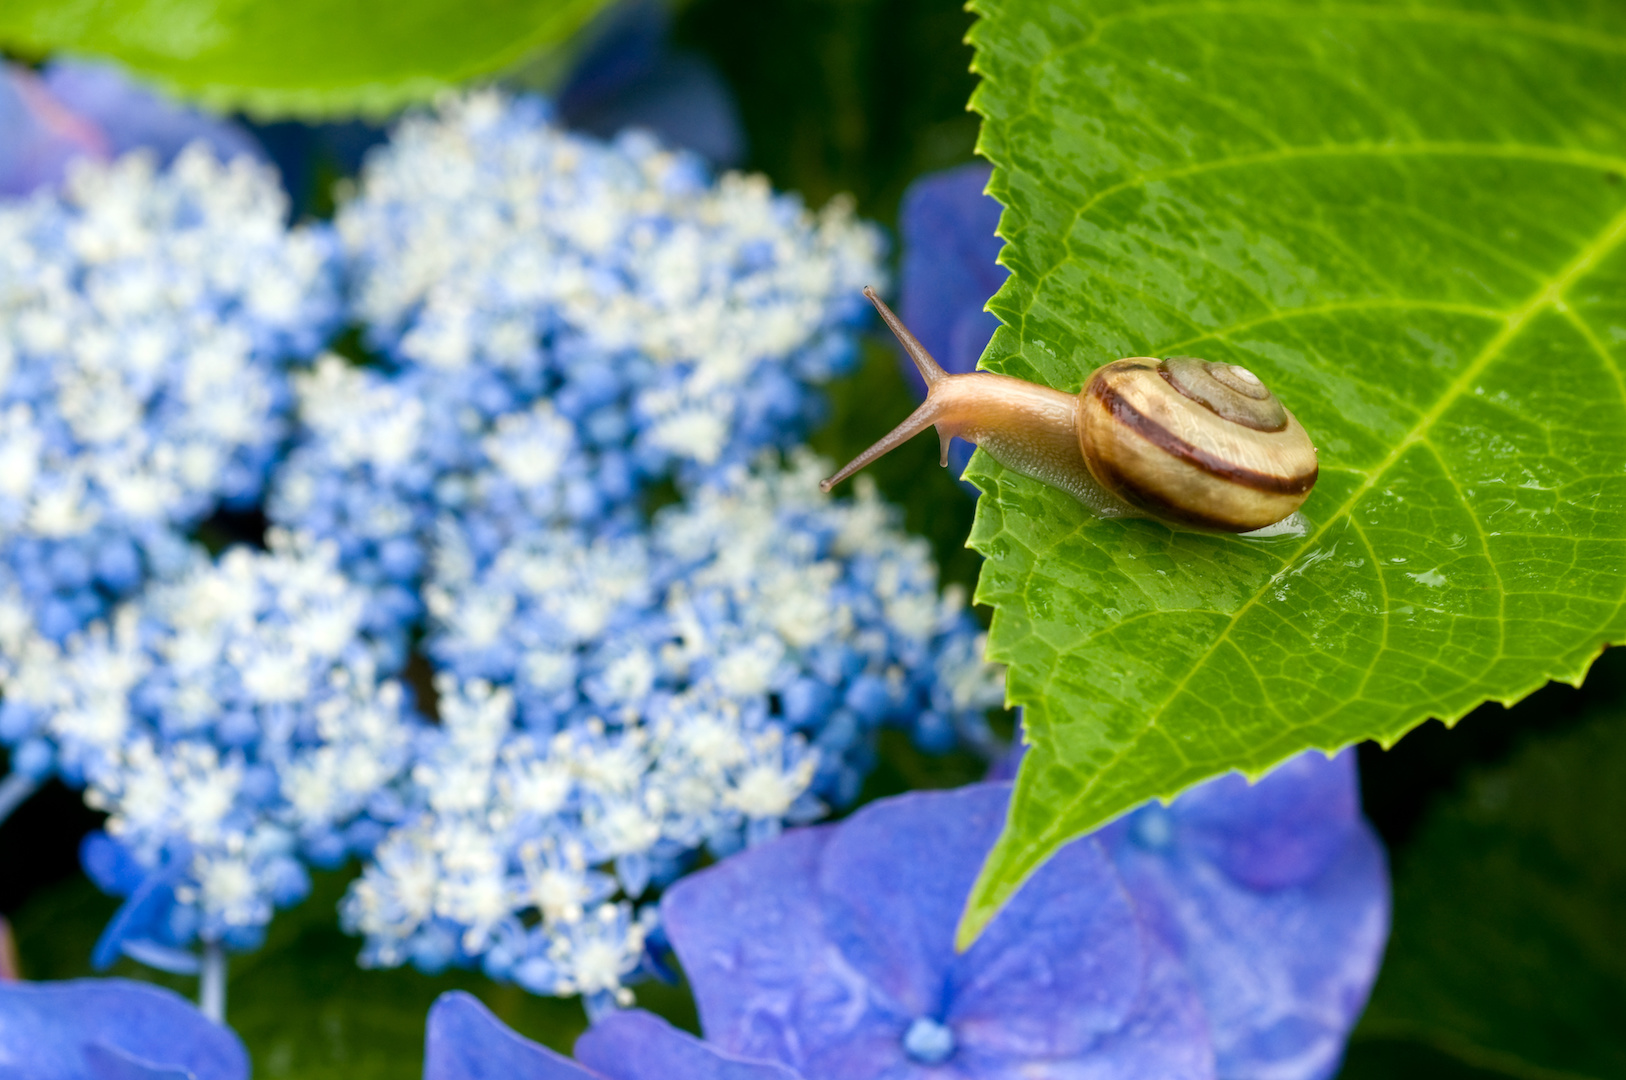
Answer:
top-left (199, 941), bottom-right (227, 1023)
top-left (0, 772), bottom-right (39, 830)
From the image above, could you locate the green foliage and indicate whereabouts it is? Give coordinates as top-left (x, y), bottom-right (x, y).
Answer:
top-left (0, 0), bottom-right (613, 118)
top-left (10, 868), bottom-right (700, 1077)
top-left (959, 0), bottom-right (1626, 945)
top-left (1352, 703), bottom-right (1626, 1079)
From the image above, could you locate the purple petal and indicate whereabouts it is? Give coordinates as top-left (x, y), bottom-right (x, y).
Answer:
top-left (0, 62), bottom-right (110, 197)
top-left (661, 826), bottom-right (897, 1073)
top-left (1114, 816), bottom-right (1389, 1080)
top-left (424, 991), bottom-right (599, 1080)
top-left (818, 786), bottom-right (1010, 1019)
top-left (41, 61), bottom-right (263, 166)
top-left (948, 835), bottom-right (1145, 1058)
top-left (575, 1010), bottom-right (803, 1080)
top-left (0, 979), bottom-right (247, 1080)
top-left (1162, 751), bottom-right (1360, 890)
top-left (82, 1043), bottom-right (191, 1080)
top-left (896, 162), bottom-right (1007, 391)
top-left (668, 785), bottom-right (1218, 1080)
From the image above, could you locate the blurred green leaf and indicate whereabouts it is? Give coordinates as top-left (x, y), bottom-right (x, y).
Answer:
top-left (0, 0), bottom-right (614, 118)
top-left (1352, 705), bottom-right (1626, 1079)
top-left (958, 0), bottom-right (1626, 945)
top-left (11, 868), bottom-right (699, 1077)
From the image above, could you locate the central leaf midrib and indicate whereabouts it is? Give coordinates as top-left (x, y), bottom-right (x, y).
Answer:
top-left (1015, 199), bottom-right (1626, 863)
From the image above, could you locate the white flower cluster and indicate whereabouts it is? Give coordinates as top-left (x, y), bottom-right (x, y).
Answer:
top-left (342, 676), bottom-right (805, 1010)
top-left (0, 531), bottom-right (421, 953)
top-left (341, 91), bottom-right (879, 468)
top-left (0, 145), bottom-right (340, 642)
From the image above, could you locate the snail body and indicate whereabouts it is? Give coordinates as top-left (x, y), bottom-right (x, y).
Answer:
top-left (820, 289), bottom-right (1318, 533)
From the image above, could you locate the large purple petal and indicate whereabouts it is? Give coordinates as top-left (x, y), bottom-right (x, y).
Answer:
top-left (423, 991), bottom-right (598, 1080)
top-left (576, 1010), bottom-right (802, 1080)
top-left (948, 836), bottom-right (1145, 1058)
top-left (662, 827), bottom-right (898, 1074)
top-left (41, 61), bottom-right (262, 166)
top-left (823, 786), bottom-right (1210, 1076)
top-left (0, 979), bottom-right (247, 1080)
top-left (953, 929), bottom-right (1214, 1080)
top-left (0, 63), bottom-right (110, 197)
top-left (669, 785), bottom-right (1218, 1080)
top-left (818, 786), bottom-right (1010, 1019)
top-left (1114, 816), bottom-right (1389, 1080)
top-left (896, 163), bottom-right (1006, 390)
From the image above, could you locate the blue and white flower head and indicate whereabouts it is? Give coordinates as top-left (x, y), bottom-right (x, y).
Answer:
top-left (341, 675), bottom-right (809, 1009)
top-left (1, 530), bottom-right (422, 958)
top-left (0, 145), bottom-right (341, 640)
top-left (427, 451), bottom-right (1004, 802)
top-left (276, 89), bottom-right (883, 597)
top-left (339, 90), bottom-right (878, 463)
top-left (342, 454), bottom-right (1004, 1005)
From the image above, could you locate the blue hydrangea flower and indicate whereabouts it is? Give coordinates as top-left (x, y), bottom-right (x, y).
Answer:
top-left (0, 531), bottom-right (423, 966)
top-left (424, 991), bottom-right (797, 1080)
top-left (428, 452), bottom-right (1004, 779)
top-left (273, 90), bottom-right (882, 592)
top-left (0, 977), bottom-right (248, 1080)
top-left (340, 674), bottom-right (781, 1011)
top-left (1100, 749), bottom-right (1390, 1080)
top-left (267, 356), bottom-right (625, 625)
top-left (0, 143), bottom-right (341, 643)
top-left (342, 453), bottom-right (1004, 1006)
top-left (661, 782), bottom-right (1215, 1079)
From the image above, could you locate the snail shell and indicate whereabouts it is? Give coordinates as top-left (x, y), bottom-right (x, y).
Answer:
top-left (821, 288), bottom-right (1318, 533)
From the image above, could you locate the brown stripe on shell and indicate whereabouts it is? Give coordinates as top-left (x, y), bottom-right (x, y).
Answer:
top-left (1088, 377), bottom-right (1318, 496)
top-left (1103, 475), bottom-right (1267, 533)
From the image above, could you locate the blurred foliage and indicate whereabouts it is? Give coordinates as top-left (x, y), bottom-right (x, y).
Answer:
top-left (0, 0), bottom-right (615, 118)
top-left (675, 0), bottom-right (980, 223)
top-left (1352, 700), bottom-right (1626, 1079)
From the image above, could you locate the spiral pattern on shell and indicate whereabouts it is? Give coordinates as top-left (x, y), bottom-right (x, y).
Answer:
top-left (1078, 358), bottom-right (1318, 532)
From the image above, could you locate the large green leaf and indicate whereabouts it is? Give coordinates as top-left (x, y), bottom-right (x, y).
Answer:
top-left (0, 0), bottom-right (612, 118)
top-left (958, 0), bottom-right (1626, 945)
top-left (1353, 703), bottom-right (1626, 1079)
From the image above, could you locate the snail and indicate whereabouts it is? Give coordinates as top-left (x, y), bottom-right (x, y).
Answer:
top-left (820, 288), bottom-right (1318, 533)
